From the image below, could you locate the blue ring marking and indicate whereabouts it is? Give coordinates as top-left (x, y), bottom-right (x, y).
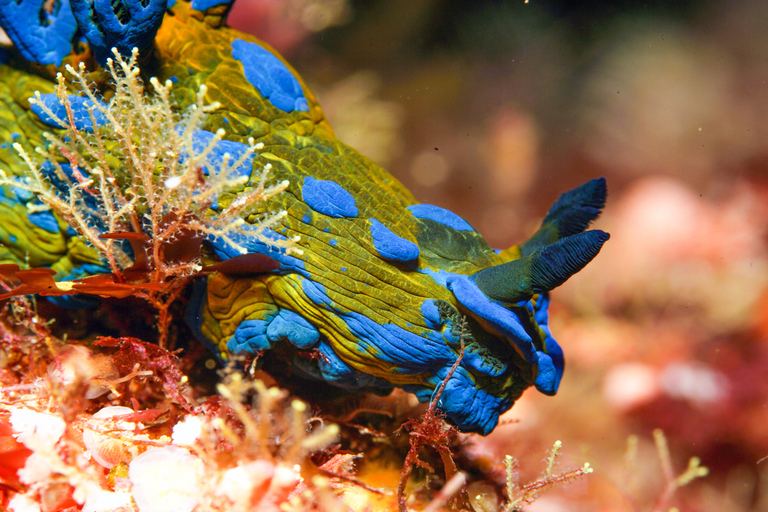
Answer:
top-left (431, 365), bottom-right (507, 435)
top-left (407, 204), bottom-right (475, 232)
top-left (228, 318), bottom-right (275, 354)
top-left (266, 308), bottom-right (320, 349)
top-left (445, 273), bottom-right (536, 363)
top-left (341, 311), bottom-right (454, 371)
top-left (533, 350), bottom-right (557, 395)
top-left (311, 340), bottom-right (394, 391)
top-left (420, 299), bottom-right (442, 330)
top-left (369, 218), bottom-right (420, 262)
top-left (301, 278), bottom-right (333, 306)
top-left (302, 177), bottom-right (358, 218)
top-left (31, 94), bottom-right (107, 132)
top-left (231, 38), bottom-right (310, 113)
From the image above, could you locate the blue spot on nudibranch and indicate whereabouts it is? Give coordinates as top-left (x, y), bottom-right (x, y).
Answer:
top-left (330, 239), bottom-right (338, 246)
top-left (31, 94), bottom-right (107, 132)
top-left (191, 0), bottom-right (232, 10)
top-left (187, 130), bottom-right (254, 180)
top-left (369, 218), bottom-right (420, 262)
top-left (534, 294), bottom-right (550, 325)
top-left (231, 39), bottom-right (309, 113)
top-left (315, 342), bottom-right (357, 383)
top-left (27, 210), bottom-right (59, 233)
top-left (302, 177), bottom-right (358, 218)
top-left (13, 187), bottom-right (34, 203)
top-left (442, 272), bottom-right (565, 391)
top-left (407, 204), bottom-right (475, 232)
top-left (39, 161), bottom-right (101, 210)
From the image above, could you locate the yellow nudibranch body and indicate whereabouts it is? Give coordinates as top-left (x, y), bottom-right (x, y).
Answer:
top-left (0, 0), bottom-right (608, 434)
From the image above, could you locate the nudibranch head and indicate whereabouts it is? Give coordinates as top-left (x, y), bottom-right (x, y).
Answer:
top-left (0, 0), bottom-right (610, 434)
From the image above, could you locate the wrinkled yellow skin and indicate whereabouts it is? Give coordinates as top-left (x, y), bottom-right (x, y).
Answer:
top-left (0, 2), bottom-right (598, 435)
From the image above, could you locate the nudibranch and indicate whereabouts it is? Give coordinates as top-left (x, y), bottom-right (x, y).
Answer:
top-left (0, 0), bottom-right (608, 434)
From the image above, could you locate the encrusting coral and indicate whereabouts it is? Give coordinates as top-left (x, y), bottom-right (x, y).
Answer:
top-left (0, 0), bottom-right (616, 510)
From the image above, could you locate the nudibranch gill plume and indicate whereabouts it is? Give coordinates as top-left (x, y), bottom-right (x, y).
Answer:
top-left (0, 0), bottom-right (609, 434)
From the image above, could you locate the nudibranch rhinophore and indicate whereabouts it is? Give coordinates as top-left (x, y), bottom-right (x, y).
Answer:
top-left (0, 0), bottom-right (609, 434)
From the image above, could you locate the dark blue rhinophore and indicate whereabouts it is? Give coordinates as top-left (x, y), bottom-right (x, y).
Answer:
top-left (521, 177), bottom-right (607, 256)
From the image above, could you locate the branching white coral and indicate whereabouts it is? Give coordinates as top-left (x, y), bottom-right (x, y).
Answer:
top-left (0, 47), bottom-right (299, 346)
top-left (1, 364), bottom-right (348, 512)
top-left (2, 47), bottom-right (298, 281)
top-left (467, 441), bottom-right (594, 512)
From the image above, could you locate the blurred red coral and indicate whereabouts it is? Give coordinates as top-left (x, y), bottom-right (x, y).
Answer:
top-left (0, 415), bottom-right (31, 491)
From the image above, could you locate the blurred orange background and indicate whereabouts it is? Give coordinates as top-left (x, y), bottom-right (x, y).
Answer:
top-left (226, 1), bottom-right (768, 510)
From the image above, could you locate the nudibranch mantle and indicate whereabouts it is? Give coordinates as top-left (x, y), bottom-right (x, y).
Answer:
top-left (0, 0), bottom-right (609, 434)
